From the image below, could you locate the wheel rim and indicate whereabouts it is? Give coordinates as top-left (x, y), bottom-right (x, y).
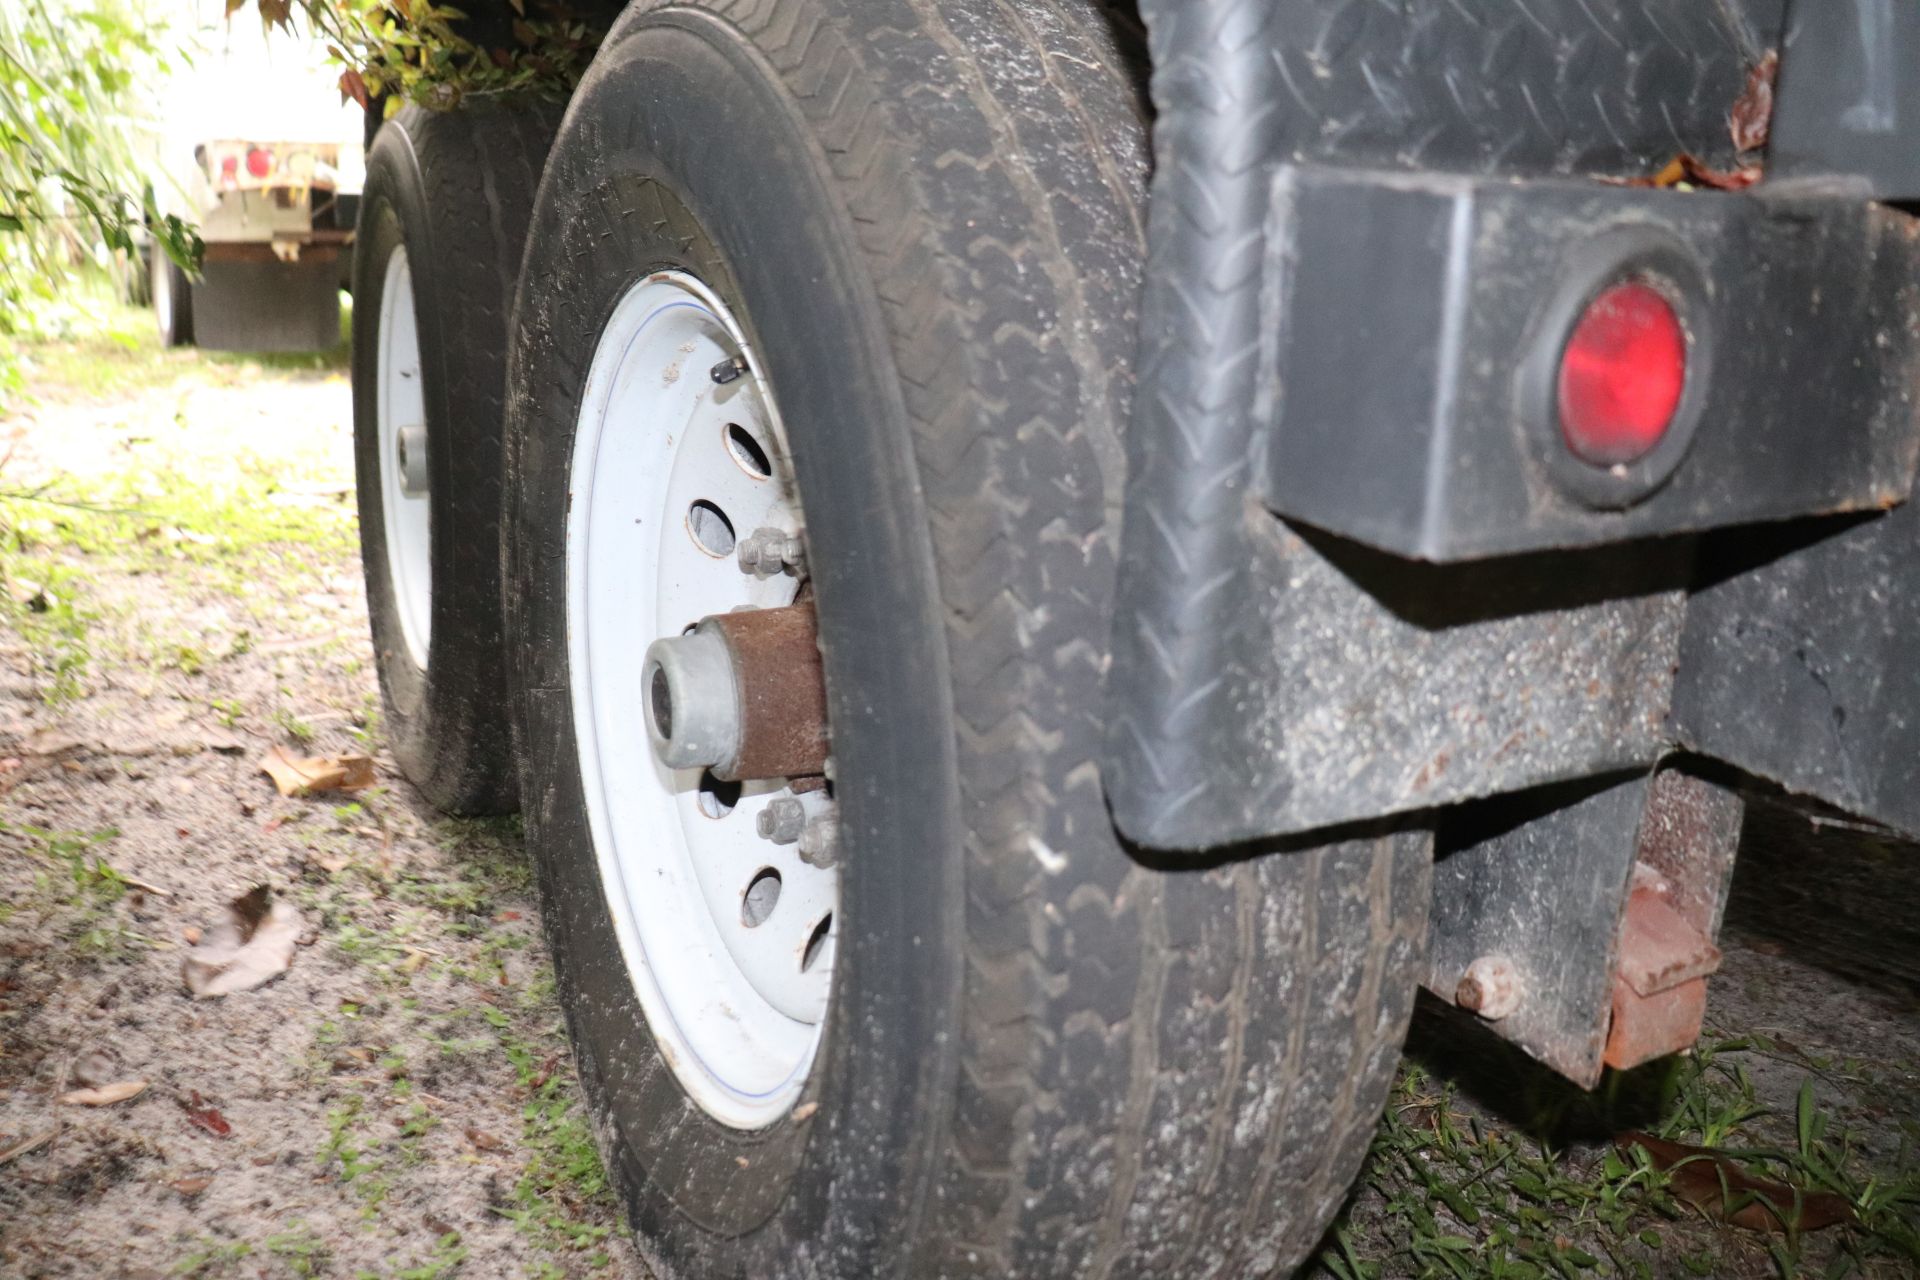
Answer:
top-left (567, 271), bottom-right (837, 1129)
top-left (376, 245), bottom-right (432, 669)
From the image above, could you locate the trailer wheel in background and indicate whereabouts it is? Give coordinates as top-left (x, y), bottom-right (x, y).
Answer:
top-left (352, 102), bottom-right (560, 815)
top-left (151, 248), bottom-right (192, 348)
top-left (503, 2), bottom-right (1431, 1275)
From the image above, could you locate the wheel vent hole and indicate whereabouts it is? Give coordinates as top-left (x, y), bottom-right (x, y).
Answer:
top-left (725, 423), bottom-right (773, 478)
top-left (802, 912), bottom-right (832, 973)
top-left (696, 770), bottom-right (740, 818)
top-left (742, 867), bottom-right (781, 928)
top-left (688, 499), bottom-right (736, 557)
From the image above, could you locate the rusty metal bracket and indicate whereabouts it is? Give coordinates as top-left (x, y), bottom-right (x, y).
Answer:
top-left (1602, 775), bottom-right (1740, 1071)
top-left (1427, 765), bottom-right (1740, 1087)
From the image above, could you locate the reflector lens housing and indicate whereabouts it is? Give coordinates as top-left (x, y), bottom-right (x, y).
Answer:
top-left (245, 147), bottom-right (274, 179)
top-left (1556, 282), bottom-right (1687, 467)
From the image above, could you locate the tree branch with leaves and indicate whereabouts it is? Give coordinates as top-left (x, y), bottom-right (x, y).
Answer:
top-left (0, 0), bottom-right (200, 304)
top-left (249, 0), bottom-right (598, 117)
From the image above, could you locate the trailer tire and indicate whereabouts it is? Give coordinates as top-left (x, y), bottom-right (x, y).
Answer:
top-left (504, 2), bottom-right (1431, 1277)
top-left (152, 248), bottom-right (192, 348)
top-left (352, 103), bottom-right (559, 815)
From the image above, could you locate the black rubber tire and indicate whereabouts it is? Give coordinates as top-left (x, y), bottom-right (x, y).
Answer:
top-left (124, 246), bottom-right (152, 308)
top-left (352, 102), bottom-right (559, 816)
top-left (503, 3), bottom-right (1430, 1277)
top-left (151, 248), bottom-right (191, 348)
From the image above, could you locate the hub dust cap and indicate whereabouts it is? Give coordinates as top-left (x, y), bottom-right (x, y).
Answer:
top-left (565, 271), bottom-right (837, 1129)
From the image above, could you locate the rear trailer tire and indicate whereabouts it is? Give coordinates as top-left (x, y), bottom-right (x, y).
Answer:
top-left (152, 248), bottom-right (192, 348)
top-left (504, 3), bottom-right (1431, 1277)
top-left (352, 102), bottom-right (559, 815)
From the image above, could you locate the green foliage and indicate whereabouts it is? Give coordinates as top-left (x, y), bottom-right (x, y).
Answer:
top-left (253, 0), bottom-right (596, 115)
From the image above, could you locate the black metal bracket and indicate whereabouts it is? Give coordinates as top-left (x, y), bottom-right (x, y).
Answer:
top-left (1769, 0), bottom-right (1920, 200)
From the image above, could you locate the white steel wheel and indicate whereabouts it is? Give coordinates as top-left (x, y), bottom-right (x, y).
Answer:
top-left (567, 270), bottom-right (837, 1129)
top-left (376, 245), bottom-right (432, 670)
top-left (151, 252), bottom-right (172, 330)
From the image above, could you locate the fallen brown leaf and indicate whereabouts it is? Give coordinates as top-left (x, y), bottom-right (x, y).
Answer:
top-left (791, 1101), bottom-right (819, 1123)
top-left (1729, 50), bottom-right (1779, 154)
top-left (59, 1080), bottom-right (147, 1106)
top-left (259, 744), bottom-right (375, 797)
top-left (181, 887), bottom-right (303, 999)
top-left (181, 1091), bottom-right (232, 1139)
top-left (1616, 153), bottom-right (1762, 192)
top-left (170, 1175), bottom-right (214, 1196)
top-left (1618, 1132), bottom-right (1855, 1233)
top-left (465, 1126), bottom-right (504, 1152)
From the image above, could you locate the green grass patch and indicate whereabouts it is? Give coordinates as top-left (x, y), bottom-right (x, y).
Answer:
top-left (1320, 1036), bottom-right (1920, 1280)
top-left (168, 1237), bottom-right (253, 1278)
top-left (262, 1222), bottom-right (332, 1278)
top-left (0, 821), bottom-right (143, 959)
top-left (1, 279), bottom-right (349, 409)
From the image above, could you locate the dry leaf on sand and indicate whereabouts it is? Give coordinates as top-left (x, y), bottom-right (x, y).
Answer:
top-left (182, 886), bottom-right (303, 999)
top-left (1618, 1132), bottom-right (1855, 1233)
top-left (181, 1091), bottom-right (233, 1138)
top-left (464, 1126), bottom-right (504, 1152)
top-left (58, 1080), bottom-right (147, 1106)
top-left (259, 744), bottom-right (375, 797)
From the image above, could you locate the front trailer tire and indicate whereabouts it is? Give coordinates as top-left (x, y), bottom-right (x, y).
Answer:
top-left (152, 247), bottom-right (192, 348)
top-left (503, 2), bottom-right (1432, 1276)
top-left (352, 102), bottom-right (559, 815)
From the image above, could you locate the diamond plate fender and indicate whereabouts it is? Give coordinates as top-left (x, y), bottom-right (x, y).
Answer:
top-left (1108, 0), bottom-right (1784, 849)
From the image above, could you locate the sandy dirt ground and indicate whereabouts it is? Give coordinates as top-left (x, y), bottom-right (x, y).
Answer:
top-left (1, 313), bottom-right (1916, 1280)
top-left (0, 328), bottom-right (645, 1280)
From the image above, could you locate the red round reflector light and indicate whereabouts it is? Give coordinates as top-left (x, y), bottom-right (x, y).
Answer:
top-left (245, 147), bottom-right (274, 179)
top-left (1556, 281), bottom-right (1686, 467)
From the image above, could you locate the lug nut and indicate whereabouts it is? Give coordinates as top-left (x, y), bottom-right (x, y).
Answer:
top-left (1455, 955), bottom-right (1523, 1021)
top-left (738, 527), bottom-right (806, 578)
top-left (798, 816), bottom-right (839, 869)
top-left (756, 797), bottom-right (805, 845)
